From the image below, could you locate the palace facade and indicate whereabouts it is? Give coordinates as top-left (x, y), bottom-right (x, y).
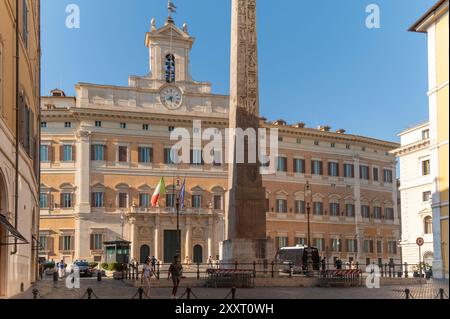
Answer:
top-left (39, 17), bottom-right (401, 267)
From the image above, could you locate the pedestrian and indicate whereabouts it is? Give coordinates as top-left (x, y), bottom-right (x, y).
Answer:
top-left (141, 257), bottom-right (155, 298)
top-left (168, 255), bottom-right (183, 299)
top-left (151, 255), bottom-right (157, 272)
top-left (58, 259), bottom-right (65, 278)
top-left (208, 256), bottom-right (213, 268)
top-left (351, 261), bottom-right (356, 270)
top-left (335, 258), bottom-right (343, 270)
top-left (321, 258), bottom-right (327, 271)
top-left (38, 261), bottom-right (44, 280)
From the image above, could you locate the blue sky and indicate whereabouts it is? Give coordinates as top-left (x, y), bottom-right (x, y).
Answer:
top-left (41, 0), bottom-right (437, 142)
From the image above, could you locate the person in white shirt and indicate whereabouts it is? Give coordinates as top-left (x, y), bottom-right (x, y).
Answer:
top-left (141, 257), bottom-right (155, 298)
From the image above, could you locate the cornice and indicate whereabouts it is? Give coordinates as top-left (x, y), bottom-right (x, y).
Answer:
top-left (392, 139), bottom-right (430, 156)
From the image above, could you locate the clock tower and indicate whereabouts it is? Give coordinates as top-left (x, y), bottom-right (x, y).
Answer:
top-left (145, 17), bottom-right (194, 83)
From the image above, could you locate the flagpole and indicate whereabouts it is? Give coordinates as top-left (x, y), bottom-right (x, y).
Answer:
top-left (176, 176), bottom-right (180, 257)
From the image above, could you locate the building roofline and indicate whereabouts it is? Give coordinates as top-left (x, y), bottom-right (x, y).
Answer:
top-left (397, 121), bottom-right (430, 137)
top-left (409, 0), bottom-right (448, 33)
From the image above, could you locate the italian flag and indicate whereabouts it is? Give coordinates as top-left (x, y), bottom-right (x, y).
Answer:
top-left (151, 178), bottom-right (166, 207)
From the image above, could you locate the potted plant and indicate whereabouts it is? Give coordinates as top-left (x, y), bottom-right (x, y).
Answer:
top-left (44, 261), bottom-right (56, 275)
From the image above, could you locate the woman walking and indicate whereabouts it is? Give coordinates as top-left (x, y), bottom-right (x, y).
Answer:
top-left (141, 257), bottom-right (155, 298)
top-left (168, 255), bottom-right (183, 299)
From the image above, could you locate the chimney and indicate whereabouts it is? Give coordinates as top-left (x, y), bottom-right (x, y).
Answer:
top-left (294, 122), bottom-right (306, 129)
top-left (273, 119), bottom-right (287, 126)
top-left (319, 125), bottom-right (331, 132)
top-left (336, 129), bottom-right (346, 134)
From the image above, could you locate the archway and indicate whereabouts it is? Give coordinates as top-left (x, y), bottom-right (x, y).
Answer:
top-left (423, 251), bottom-right (434, 267)
top-left (0, 171), bottom-right (8, 296)
top-left (193, 245), bottom-right (203, 264)
top-left (140, 245), bottom-right (151, 264)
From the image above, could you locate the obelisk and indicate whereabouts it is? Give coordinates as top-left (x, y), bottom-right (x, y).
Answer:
top-left (221, 0), bottom-right (274, 264)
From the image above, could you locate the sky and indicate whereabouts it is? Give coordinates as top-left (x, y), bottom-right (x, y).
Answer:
top-left (41, 0), bottom-right (438, 142)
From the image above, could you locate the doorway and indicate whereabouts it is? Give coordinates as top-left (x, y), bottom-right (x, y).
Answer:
top-left (193, 245), bottom-right (203, 264)
top-left (0, 171), bottom-right (8, 296)
top-left (140, 245), bottom-right (151, 264)
top-left (164, 230), bottom-right (181, 263)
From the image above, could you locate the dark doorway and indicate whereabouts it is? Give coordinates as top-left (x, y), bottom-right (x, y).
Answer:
top-left (140, 245), bottom-right (150, 264)
top-left (193, 245), bottom-right (203, 264)
top-left (164, 230), bottom-right (181, 263)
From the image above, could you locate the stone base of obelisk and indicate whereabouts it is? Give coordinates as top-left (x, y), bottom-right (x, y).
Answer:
top-left (219, 238), bottom-right (275, 268)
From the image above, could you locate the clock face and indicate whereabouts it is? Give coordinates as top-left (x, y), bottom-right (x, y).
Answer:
top-left (160, 86), bottom-right (183, 109)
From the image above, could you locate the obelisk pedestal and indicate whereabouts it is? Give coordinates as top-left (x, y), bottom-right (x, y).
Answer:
top-left (220, 0), bottom-right (275, 266)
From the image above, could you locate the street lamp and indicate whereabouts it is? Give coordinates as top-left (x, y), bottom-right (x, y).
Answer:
top-left (305, 181), bottom-right (313, 275)
top-left (120, 211), bottom-right (125, 240)
top-left (176, 178), bottom-right (181, 257)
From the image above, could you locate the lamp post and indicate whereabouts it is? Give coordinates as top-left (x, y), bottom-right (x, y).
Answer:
top-left (120, 211), bottom-right (125, 240)
top-left (176, 178), bottom-right (181, 257)
top-left (305, 181), bottom-right (313, 275)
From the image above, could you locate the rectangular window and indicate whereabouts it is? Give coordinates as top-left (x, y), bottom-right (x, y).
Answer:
top-left (92, 145), bottom-right (105, 161)
top-left (62, 145), bottom-right (73, 162)
top-left (118, 193), bottom-right (128, 208)
top-left (385, 208), bottom-right (394, 220)
top-left (192, 195), bottom-right (202, 209)
top-left (90, 234), bottom-right (103, 251)
top-left (360, 165), bottom-right (370, 180)
top-left (294, 200), bottom-right (305, 214)
top-left (40, 193), bottom-right (48, 209)
top-left (92, 192), bottom-right (104, 208)
top-left (311, 160), bottom-right (323, 175)
top-left (314, 238), bottom-right (325, 251)
top-left (313, 202), bottom-right (323, 216)
top-left (276, 200), bottom-right (288, 213)
top-left (138, 147), bottom-right (153, 163)
top-left (329, 203), bottom-right (340, 217)
top-left (276, 237), bottom-right (289, 250)
top-left (374, 207), bottom-right (382, 219)
top-left (277, 157), bottom-right (288, 172)
top-left (347, 239), bottom-right (357, 253)
top-left (168, 126), bottom-right (175, 132)
top-left (118, 146), bottom-right (128, 162)
top-left (377, 241), bottom-right (383, 254)
top-left (422, 160), bottom-right (430, 176)
top-left (139, 193), bottom-right (150, 208)
top-left (331, 239), bottom-right (342, 252)
top-left (423, 191), bottom-right (431, 202)
top-left (361, 205), bottom-right (370, 218)
top-left (166, 194), bottom-right (175, 208)
top-left (345, 204), bottom-right (355, 217)
top-left (344, 164), bottom-right (354, 178)
top-left (61, 236), bottom-right (74, 251)
top-left (293, 159), bottom-right (305, 174)
top-left (328, 162), bottom-right (339, 177)
top-left (64, 122), bottom-right (72, 128)
top-left (41, 122), bottom-right (47, 128)
top-left (191, 149), bottom-right (203, 166)
top-left (39, 235), bottom-right (48, 251)
top-left (40, 145), bottom-right (49, 162)
top-left (95, 121), bottom-right (102, 128)
top-left (363, 240), bottom-right (374, 253)
top-left (164, 148), bottom-right (175, 164)
top-left (373, 168), bottom-right (379, 182)
top-left (422, 129), bottom-right (430, 140)
top-left (213, 195), bottom-right (222, 210)
top-left (61, 193), bottom-right (73, 208)
top-left (387, 241), bottom-right (398, 254)
top-left (142, 124), bottom-right (149, 131)
top-left (295, 237), bottom-right (306, 246)
top-left (120, 123), bottom-right (127, 129)
top-left (384, 169), bottom-right (393, 183)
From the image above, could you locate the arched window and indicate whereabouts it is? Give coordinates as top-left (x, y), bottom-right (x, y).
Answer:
top-left (424, 216), bottom-right (432, 234)
top-left (165, 54), bottom-right (175, 83)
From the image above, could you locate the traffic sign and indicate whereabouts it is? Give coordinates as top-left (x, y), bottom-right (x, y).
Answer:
top-left (416, 237), bottom-right (424, 246)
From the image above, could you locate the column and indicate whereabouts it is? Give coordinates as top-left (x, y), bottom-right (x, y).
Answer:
top-left (129, 218), bottom-right (137, 261)
top-left (185, 222), bottom-right (192, 260)
top-left (154, 216), bottom-right (159, 261)
top-left (207, 216), bottom-right (214, 258)
top-left (353, 156), bottom-right (363, 263)
top-left (76, 129), bottom-right (91, 214)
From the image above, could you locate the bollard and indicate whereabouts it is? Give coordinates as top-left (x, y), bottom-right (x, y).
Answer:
top-left (87, 288), bottom-right (93, 300)
top-left (439, 289), bottom-right (445, 300)
top-left (197, 263), bottom-right (200, 280)
top-left (53, 271), bottom-right (58, 283)
top-left (32, 288), bottom-right (39, 300)
top-left (405, 289), bottom-right (411, 299)
top-left (271, 261), bottom-right (275, 278)
top-left (97, 271), bottom-right (102, 282)
top-left (404, 263), bottom-right (408, 278)
top-left (138, 287), bottom-right (144, 300)
top-left (186, 287), bottom-right (192, 300)
top-left (253, 261), bottom-right (256, 278)
top-left (289, 262), bottom-right (292, 277)
top-left (231, 287), bottom-right (236, 300)
top-left (157, 262), bottom-right (160, 280)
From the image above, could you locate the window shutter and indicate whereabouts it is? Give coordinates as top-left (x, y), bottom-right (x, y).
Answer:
top-left (59, 236), bottom-right (63, 251)
top-left (48, 237), bottom-right (54, 253)
top-left (354, 240), bottom-right (358, 252)
top-left (60, 145), bottom-right (64, 161)
top-left (150, 148), bottom-right (153, 163)
top-left (138, 147), bottom-right (142, 163)
top-left (72, 145), bottom-right (76, 162)
top-left (72, 193), bottom-right (76, 208)
top-left (91, 193), bottom-right (95, 207)
top-left (48, 145), bottom-right (54, 162)
top-left (90, 234), bottom-right (94, 250)
top-left (60, 193), bottom-right (64, 208)
top-left (320, 161), bottom-right (323, 175)
top-left (71, 236), bottom-right (75, 251)
top-left (370, 240), bottom-right (374, 253)
top-left (90, 145), bottom-right (95, 161)
top-left (103, 145), bottom-right (107, 161)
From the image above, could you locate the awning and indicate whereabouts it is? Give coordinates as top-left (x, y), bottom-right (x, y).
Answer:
top-left (0, 214), bottom-right (29, 245)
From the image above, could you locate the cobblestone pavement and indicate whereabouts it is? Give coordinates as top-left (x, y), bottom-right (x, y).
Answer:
top-left (14, 277), bottom-right (449, 300)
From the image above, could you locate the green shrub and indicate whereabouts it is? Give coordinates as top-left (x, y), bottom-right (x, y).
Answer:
top-left (107, 263), bottom-right (125, 271)
top-left (101, 263), bottom-right (109, 270)
top-left (44, 262), bottom-right (55, 270)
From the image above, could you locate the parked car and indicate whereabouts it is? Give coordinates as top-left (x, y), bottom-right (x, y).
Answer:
top-left (71, 260), bottom-right (93, 277)
top-left (275, 246), bottom-right (321, 274)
